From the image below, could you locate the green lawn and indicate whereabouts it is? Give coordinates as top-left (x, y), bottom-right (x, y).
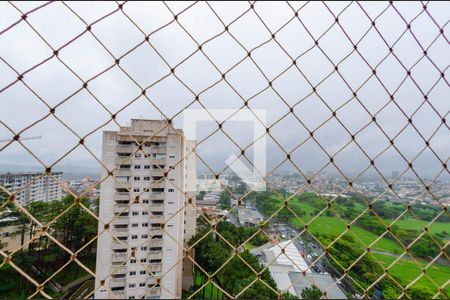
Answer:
top-left (371, 253), bottom-right (450, 297)
top-left (283, 199), bottom-right (404, 253)
top-left (391, 218), bottom-right (449, 236)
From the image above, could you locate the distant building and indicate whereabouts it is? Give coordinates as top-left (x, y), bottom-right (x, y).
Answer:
top-left (94, 119), bottom-right (196, 299)
top-left (237, 208), bottom-right (264, 226)
top-left (261, 240), bottom-right (346, 299)
top-left (0, 216), bottom-right (26, 253)
top-left (196, 192), bottom-right (220, 207)
top-left (0, 172), bottom-right (63, 204)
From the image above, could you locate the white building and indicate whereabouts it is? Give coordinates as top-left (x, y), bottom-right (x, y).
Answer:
top-left (94, 119), bottom-right (196, 299)
top-left (0, 172), bottom-right (63, 204)
top-left (262, 240), bottom-right (346, 299)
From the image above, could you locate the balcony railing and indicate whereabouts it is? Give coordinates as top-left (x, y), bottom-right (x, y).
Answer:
top-left (115, 157), bottom-right (133, 165)
top-left (148, 263), bottom-right (162, 272)
top-left (116, 144), bottom-right (135, 153)
top-left (146, 287), bottom-right (161, 297)
top-left (148, 251), bottom-right (163, 260)
top-left (110, 265), bottom-right (127, 274)
top-left (148, 239), bottom-right (163, 247)
top-left (148, 203), bottom-right (164, 210)
top-left (114, 181), bottom-right (131, 189)
top-left (113, 169), bottom-right (131, 177)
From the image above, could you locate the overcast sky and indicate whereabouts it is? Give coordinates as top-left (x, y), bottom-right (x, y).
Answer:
top-left (0, 1), bottom-right (448, 181)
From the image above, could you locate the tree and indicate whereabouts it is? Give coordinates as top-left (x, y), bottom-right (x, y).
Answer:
top-left (281, 291), bottom-right (298, 299)
top-left (300, 285), bottom-right (322, 299)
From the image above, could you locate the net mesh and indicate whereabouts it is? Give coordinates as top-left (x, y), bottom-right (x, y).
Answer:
top-left (0, 1), bottom-right (448, 299)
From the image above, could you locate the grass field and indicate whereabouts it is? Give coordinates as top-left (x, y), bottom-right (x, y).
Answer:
top-left (371, 253), bottom-right (450, 297)
top-left (282, 199), bottom-right (404, 253)
top-left (391, 218), bottom-right (449, 236)
top-left (278, 196), bottom-right (449, 252)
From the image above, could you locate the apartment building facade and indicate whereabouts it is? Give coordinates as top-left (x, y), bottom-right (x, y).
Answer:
top-left (95, 119), bottom-right (196, 299)
top-left (0, 172), bottom-right (63, 204)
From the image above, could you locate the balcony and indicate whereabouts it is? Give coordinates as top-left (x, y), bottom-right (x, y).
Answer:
top-left (111, 290), bottom-right (125, 298)
top-left (114, 192), bottom-right (130, 200)
top-left (112, 252), bottom-right (127, 258)
top-left (112, 241), bottom-right (127, 250)
top-left (149, 227), bottom-right (163, 234)
top-left (150, 181), bottom-right (165, 189)
top-left (109, 277), bottom-right (126, 287)
top-left (150, 215), bottom-right (164, 222)
top-left (150, 169), bottom-right (164, 176)
top-left (115, 181), bottom-right (131, 190)
top-left (150, 193), bottom-right (164, 201)
top-left (113, 169), bottom-right (131, 177)
top-left (148, 239), bottom-right (163, 247)
top-left (115, 156), bottom-right (132, 165)
top-left (148, 203), bottom-right (164, 210)
top-left (148, 263), bottom-right (162, 272)
top-left (114, 205), bottom-right (129, 213)
top-left (111, 254), bottom-right (126, 263)
top-left (113, 227), bottom-right (129, 234)
top-left (116, 144), bottom-right (135, 153)
top-left (146, 287), bottom-right (161, 298)
top-left (151, 158), bottom-right (166, 165)
top-left (148, 251), bottom-right (163, 260)
top-left (110, 265), bottom-right (127, 274)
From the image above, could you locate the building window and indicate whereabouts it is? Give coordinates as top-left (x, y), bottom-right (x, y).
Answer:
top-left (141, 234), bottom-right (148, 239)
top-left (139, 283), bottom-right (145, 287)
top-left (142, 222), bottom-right (148, 227)
top-left (168, 188), bottom-right (174, 192)
top-left (143, 199), bottom-right (149, 204)
top-left (133, 188), bottom-right (140, 192)
top-left (140, 258), bottom-right (147, 263)
top-left (132, 211), bottom-right (139, 216)
top-left (144, 165), bottom-right (150, 169)
top-left (131, 235), bottom-right (138, 240)
top-left (135, 153), bottom-right (141, 158)
top-left (141, 247), bottom-right (147, 251)
top-left (134, 176), bottom-right (140, 181)
top-left (142, 211), bottom-right (148, 215)
top-left (129, 283), bottom-right (135, 288)
top-left (129, 271), bottom-right (136, 276)
top-left (134, 165), bottom-right (141, 169)
top-left (130, 259), bottom-right (136, 263)
top-left (143, 176), bottom-right (150, 181)
top-left (132, 223), bottom-right (138, 228)
top-left (140, 270), bottom-right (146, 275)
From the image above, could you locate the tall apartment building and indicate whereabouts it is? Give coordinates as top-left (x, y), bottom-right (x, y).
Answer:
top-left (0, 172), bottom-right (63, 204)
top-left (95, 119), bottom-right (196, 299)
